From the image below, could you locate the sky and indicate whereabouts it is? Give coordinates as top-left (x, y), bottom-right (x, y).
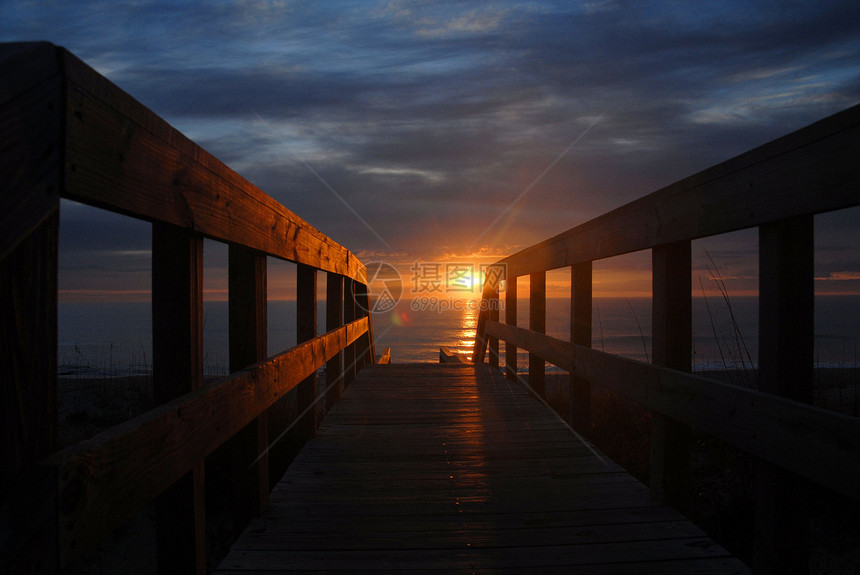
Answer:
top-left (3, 0), bottom-right (860, 301)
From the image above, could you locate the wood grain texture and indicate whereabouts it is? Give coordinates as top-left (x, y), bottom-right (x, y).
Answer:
top-left (649, 242), bottom-right (693, 506)
top-left (377, 347), bottom-right (392, 364)
top-left (505, 275), bottom-right (518, 381)
top-left (297, 264), bottom-right (318, 440)
top-left (224, 245), bottom-right (270, 524)
top-left (216, 364), bottom-right (748, 574)
top-left (0, 43), bottom-right (62, 261)
top-left (325, 273), bottom-right (345, 409)
top-left (151, 222), bottom-right (206, 574)
top-left (529, 271), bottom-right (546, 398)
top-left (482, 320), bottom-right (860, 502)
top-left (498, 103), bottom-right (860, 277)
top-left (570, 263), bottom-right (592, 432)
top-left (58, 47), bottom-right (366, 282)
top-left (53, 317), bottom-right (368, 568)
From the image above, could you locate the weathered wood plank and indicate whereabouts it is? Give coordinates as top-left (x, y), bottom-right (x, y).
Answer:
top-left (222, 245), bottom-right (270, 525)
top-left (0, 43), bottom-right (62, 478)
top-left (296, 263), bottom-right (318, 440)
top-left (570, 262), bottom-right (591, 431)
top-left (218, 541), bottom-right (742, 572)
top-left (483, 320), bottom-right (860, 502)
top-left (0, 42), bottom-right (60, 106)
top-left (216, 562), bottom-right (747, 575)
top-left (353, 282), bottom-right (373, 368)
top-left (216, 364), bottom-right (747, 573)
top-left (439, 346), bottom-right (468, 363)
top-left (484, 321), bottom-right (574, 371)
top-left (505, 274), bottom-right (518, 380)
top-left (377, 347), bottom-right (392, 364)
top-left (0, 213), bottom-right (60, 573)
top-left (529, 271), bottom-right (546, 397)
top-left (488, 285), bottom-right (500, 368)
top-left (0, 42), bottom-right (63, 261)
top-left (471, 279), bottom-right (496, 364)
top-left (58, 47), bottom-right (366, 282)
top-left (152, 222), bottom-right (206, 574)
top-left (53, 317), bottom-right (368, 569)
top-left (343, 279), bottom-right (357, 387)
top-left (499, 103), bottom-right (860, 277)
top-left (325, 273), bottom-right (344, 409)
top-left (754, 216), bottom-right (814, 575)
top-left (649, 241), bottom-right (693, 506)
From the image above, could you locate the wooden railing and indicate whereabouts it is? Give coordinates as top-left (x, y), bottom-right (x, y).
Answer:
top-left (473, 102), bottom-right (860, 574)
top-left (1, 42), bottom-right (377, 573)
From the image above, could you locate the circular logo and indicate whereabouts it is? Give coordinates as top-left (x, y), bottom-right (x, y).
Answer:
top-left (356, 261), bottom-right (403, 314)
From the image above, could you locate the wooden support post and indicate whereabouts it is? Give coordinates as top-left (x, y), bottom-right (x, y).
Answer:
top-left (297, 263), bottom-right (317, 440)
top-left (505, 276), bottom-right (518, 380)
top-left (223, 245), bottom-right (269, 529)
top-left (488, 285), bottom-right (500, 369)
top-left (354, 282), bottom-right (372, 368)
top-left (326, 273), bottom-right (344, 410)
top-left (755, 216), bottom-right (813, 575)
top-left (472, 305), bottom-right (489, 364)
top-left (650, 241), bottom-right (693, 506)
top-left (570, 262), bottom-right (592, 433)
top-left (529, 271), bottom-right (546, 398)
top-left (152, 222), bottom-right (206, 575)
top-left (1, 216), bottom-right (60, 572)
top-left (0, 43), bottom-right (63, 572)
top-left (343, 279), bottom-right (357, 388)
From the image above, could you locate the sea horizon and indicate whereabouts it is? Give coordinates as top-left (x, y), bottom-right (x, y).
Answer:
top-left (58, 294), bottom-right (860, 378)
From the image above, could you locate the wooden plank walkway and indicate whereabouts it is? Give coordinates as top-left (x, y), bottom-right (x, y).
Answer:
top-left (215, 363), bottom-right (749, 574)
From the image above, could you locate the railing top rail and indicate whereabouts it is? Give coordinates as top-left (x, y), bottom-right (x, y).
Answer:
top-left (1, 41), bottom-right (366, 282)
top-left (497, 103), bottom-right (860, 277)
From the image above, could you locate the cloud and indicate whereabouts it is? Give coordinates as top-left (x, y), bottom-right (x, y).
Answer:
top-left (3, 0), bottom-right (859, 294)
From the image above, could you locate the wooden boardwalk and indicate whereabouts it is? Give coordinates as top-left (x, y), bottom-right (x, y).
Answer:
top-left (216, 363), bottom-right (749, 574)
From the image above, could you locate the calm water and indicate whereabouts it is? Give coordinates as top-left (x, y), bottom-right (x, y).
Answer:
top-left (58, 295), bottom-right (860, 377)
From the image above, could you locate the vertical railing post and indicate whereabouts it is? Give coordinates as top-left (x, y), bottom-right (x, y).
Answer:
top-left (472, 298), bottom-right (489, 363)
top-left (223, 245), bottom-right (269, 529)
top-left (326, 273), bottom-right (344, 410)
top-left (529, 271), bottom-right (546, 398)
top-left (354, 281), bottom-right (372, 368)
top-left (0, 43), bottom-right (62, 571)
top-left (152, 222), bottom-right (206, 575)
top-left (296, 263), bottom-right (318, 440)
top-left (755, 216), bottom-right (814, 575)
top-left (488, 284), bottom-right (500, 369)
top-left (650, 241), bottom-right (693, 506)
top-left (343, 278), bottom-right (357, 387)
top-left (570, 262), bottom-right (592, 432)
top-left (505, 275), bottom-right (518, 380)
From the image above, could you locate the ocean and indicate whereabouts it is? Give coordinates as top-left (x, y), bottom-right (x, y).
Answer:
top-left (57, 295), bottom-right (860, 378)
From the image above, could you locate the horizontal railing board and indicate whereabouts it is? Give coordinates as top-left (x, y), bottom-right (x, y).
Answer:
top-left (483, 320), bottom-right (860, 502)
top-left (52, 317), bottom-right (368, 568)
top-left (56, 46), bottom-right (365, 283)
top-left (499, 103), bottom-right (860, 277)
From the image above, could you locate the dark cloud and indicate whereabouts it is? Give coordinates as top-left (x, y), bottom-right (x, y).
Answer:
top-left (3, 0), bottom-right (859, 291)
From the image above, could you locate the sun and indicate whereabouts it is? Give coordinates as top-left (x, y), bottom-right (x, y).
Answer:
top-left (445, 265), bottom-right (495, 301)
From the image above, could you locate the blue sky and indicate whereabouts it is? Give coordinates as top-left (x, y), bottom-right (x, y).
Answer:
top-left (3, 0), bottom-right (860, 298)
